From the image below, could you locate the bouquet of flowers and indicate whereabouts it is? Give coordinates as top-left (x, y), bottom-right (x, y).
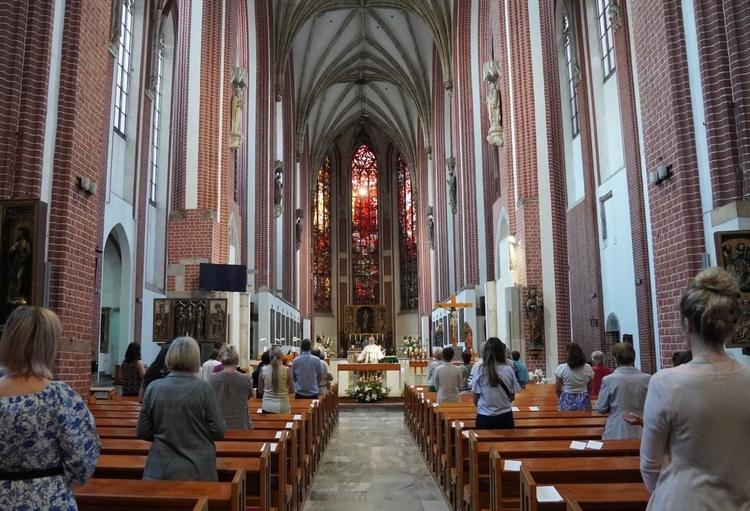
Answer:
top-left (316, 336), bottom-right (335, 358)
top-left (345, 374), bottom-right (391, 403)
top-left (531, 368), bottom-right (546, 384)
top-left (401, 335), bottom-right (421, 356)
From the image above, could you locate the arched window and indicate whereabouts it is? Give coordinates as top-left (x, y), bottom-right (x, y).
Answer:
top-left (397, 154), bottom-right (418, 310)
top-left (313, 156), bottom-right (332, 310)
top-left (351, 145), bottom-right (379, 304)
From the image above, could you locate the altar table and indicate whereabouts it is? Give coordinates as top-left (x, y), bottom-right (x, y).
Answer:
top-left (336, 363), bottom-right (402, 397)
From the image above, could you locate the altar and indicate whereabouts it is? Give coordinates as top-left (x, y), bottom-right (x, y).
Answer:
top-left (336, 363), bottom-right (402, 398)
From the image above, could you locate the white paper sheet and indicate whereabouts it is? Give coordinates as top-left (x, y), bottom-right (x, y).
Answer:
top-left (293, 414), bottom-right (302, 420)
top-left (503, 460), bottom-right (522, 471)
top-left (511, 406), bottom-right (520, 412)
top-left (432, 403), bottom-right (439, 408)
top-left (459, 422), bottom-right (465, 428)
top-left (536, 486), bottom-right (563, 502)
top-left (285, 422), bottom-right (294, 428)
top-left (275, 431), bottom-right (282, 439)
top-left (529, 406), bottom-right (540, 411)
top-left (270, 443), bottom-right (277, 452)
top-left (257, 408), bottom-right (263, 413)
top-left (260, 443), bottom-right (266, 451)
top-left (462, 430), bottom-right (470, 438)
top-left (569, 441), bottom-right (587, 450)
top-left (586, 440), bottom-right (603, 450)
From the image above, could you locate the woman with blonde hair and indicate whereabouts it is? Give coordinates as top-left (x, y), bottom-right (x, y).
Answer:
top-left (0, 306), bottom-right (101, 509)
top-left (210, 345), bottom-right (253, 429)
top-left (258, 345), bottom-right (294, 413)
top-left (640, 267), bottom-right (750, 509)
top-left (137, 337), bottom-right (225, 481)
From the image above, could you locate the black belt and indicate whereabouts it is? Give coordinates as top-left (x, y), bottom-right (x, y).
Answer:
top-left (0, 467), bottom-right (64, 481)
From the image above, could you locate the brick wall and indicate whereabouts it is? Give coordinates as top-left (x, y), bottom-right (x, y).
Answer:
top-left (629, 0), bottom-right (705, 368)
top-left (430, 53), bottom-right (449, 300)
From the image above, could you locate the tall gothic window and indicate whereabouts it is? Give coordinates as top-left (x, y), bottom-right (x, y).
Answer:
top-left (313, 156), bottom-right (332, 310)
top-left (149, 33), bottom-right (164, 203)
top-left (563, 10), bottom-right (580, 137)
top-left (114, 0), bottom-right (135, 135)
top-left (597, 0), bottom-right (616, 79)
top-left (397, 154), bottom-right (418, 309)
top-left (351, 145), bottom-right (379, 304)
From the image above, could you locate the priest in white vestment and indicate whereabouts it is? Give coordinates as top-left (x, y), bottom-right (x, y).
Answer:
top-left (358, 336), bottom-right (384, 364)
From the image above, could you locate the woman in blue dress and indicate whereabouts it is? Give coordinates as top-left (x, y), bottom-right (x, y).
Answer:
top-left (0, 306), bottom-right (101, 510)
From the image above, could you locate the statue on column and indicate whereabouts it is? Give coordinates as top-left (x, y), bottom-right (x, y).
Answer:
top-left (295, 208), bottom-right (303, 250)
top-left (526, 289), bottom-right (544, 348)
top-left (446, 157), bottom-right (457, 215)
top-left (229, 67), bottom-right (248, 149)
top-left (273, 161), bottom-right (283, 218)
top-left (483, 60), bottom-right (504, 147)
top-left (427, 206), bottom-right (435, 250)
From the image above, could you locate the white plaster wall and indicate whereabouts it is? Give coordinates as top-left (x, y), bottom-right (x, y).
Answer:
top-left (395, 311), bottom-right (420, 345)
top-left (470, 0), bottom-right (488, 283)
top-left (245, 0), bottom-right (258, 292)
top-left (41, 0), bottom-right (65, 212)
top-left (598, 169), bottom-right (641, 363)
top-left (529, 0), bottom-right (558, 378)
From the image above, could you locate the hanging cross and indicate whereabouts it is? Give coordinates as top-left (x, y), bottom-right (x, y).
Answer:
top-left (434, 294), bottom-right (473, 347)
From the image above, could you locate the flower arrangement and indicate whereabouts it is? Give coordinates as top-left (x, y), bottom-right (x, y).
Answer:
top-left (401, 335), bottom-right (422, 356)
top-left (531, 368), bottom-right (546, 384)
top-left (345, 374), bottom-right (391, 403)
top-left (316, 335), bottom-right (335, 358)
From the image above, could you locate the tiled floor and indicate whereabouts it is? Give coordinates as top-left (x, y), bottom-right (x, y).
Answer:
top-left (303, 409), bottom-right (451, 511)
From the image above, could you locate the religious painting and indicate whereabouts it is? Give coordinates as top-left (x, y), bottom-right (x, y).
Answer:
top-left (0, 200), bottom-right (47, 327)
top-left (208, 299), bottom-right (228, 343)
top-left (357, 306), bottom-right (375, 333)
top-left (173, 299), bottom-right (209, 341)
top-left (152, 299), bottom-right (172, 342)
top-left (715, 230), bottom-right (750, 348)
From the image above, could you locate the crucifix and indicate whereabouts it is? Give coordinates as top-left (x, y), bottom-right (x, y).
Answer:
top-left (434, 294), bottom-right (473, 347)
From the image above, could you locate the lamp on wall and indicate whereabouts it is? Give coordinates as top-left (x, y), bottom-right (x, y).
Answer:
top-left (76, 176), bottom-right (98, 195)
top-left (649, 159), bottom-right (673, 185)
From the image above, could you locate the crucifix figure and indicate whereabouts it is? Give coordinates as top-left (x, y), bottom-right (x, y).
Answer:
top-left (434, 294), bottom-right (473, 347)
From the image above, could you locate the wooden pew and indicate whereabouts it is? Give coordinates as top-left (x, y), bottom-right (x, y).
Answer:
top-left (519, 466), bottom-right (649, 511)
top-left (453, 427), bottom-right (605, 511)
top-left (76, 495), bottom-right (209, 511)
top-left (94, 451), bottom-right (270, 511)
top-left (490, 449), bottom-right (642, 511)
top-left (74, 476), bottom-right (245, 511)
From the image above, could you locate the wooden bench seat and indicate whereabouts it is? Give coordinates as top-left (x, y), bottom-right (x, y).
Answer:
top-left (74, 476), bottom-right (244, 511)
top-left (76, 494), bottom-right (209, 511)
top-left (520, 466), bottom-right (649, 511)
top-left (489, 454), bottom-right (641, 511)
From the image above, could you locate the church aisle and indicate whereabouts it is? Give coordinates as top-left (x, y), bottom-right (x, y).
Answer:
top-left (303, 409), bottom-right (451, 511)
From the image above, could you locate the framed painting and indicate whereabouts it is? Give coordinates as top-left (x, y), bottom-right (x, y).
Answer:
top-left (208, 298), bottom-right (228, 343)
top-left (715, 230), bottom-right (750, 348)
top-left (0, 200), bottom-right (47, 326)
top-left (153, 299), bottom-right (172, 342)
top-left (172, 299), bottom-right (208, 341)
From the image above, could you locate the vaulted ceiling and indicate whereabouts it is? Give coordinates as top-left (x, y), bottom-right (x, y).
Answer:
top-left (274, 0), bottom-right (453, 173)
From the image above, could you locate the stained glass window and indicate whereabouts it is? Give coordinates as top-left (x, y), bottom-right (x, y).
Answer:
top-left (351, 145), bottom-right (379, 304)
top-left (397, 154), bottom-right (418, 309)
top-left (313, 156), bottom-right (332, 310)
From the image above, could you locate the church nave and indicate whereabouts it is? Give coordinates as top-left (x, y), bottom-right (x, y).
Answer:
top-left (304, 409), bottom-right (450, 511)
